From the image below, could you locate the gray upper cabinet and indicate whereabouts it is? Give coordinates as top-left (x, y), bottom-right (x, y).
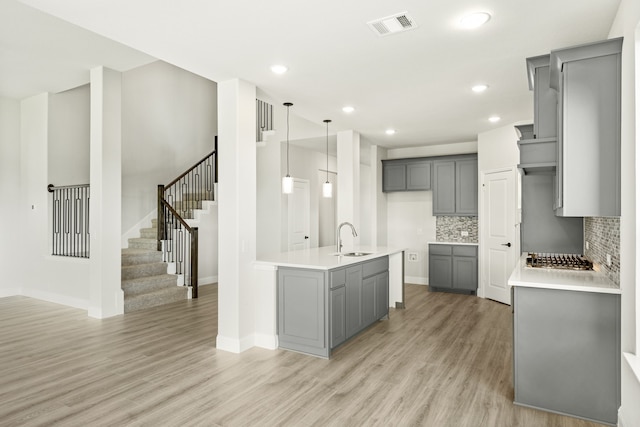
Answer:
top-left (550, 37), bottom-right (622, 217)
top-left (382, 159), bottom-right (431, 192)
top-left (433, 161), bottom-right (456, 214)
top-left (433, 156), bottom-right (478, 216)
top-left (527, 55), bottom-right (557, 140)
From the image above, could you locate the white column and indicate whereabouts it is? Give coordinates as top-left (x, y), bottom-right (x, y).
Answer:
top-left (370, 144), bottom-right (388, 248)
top-left (88, 66), bottom-right (123, 319)
top-left (216, 79), bottom-right (257, 353)
top-left (337, 130), bottom-right (360, 248)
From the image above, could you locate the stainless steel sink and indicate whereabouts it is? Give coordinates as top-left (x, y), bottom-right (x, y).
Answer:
top-left (332, 252), bottom-right (371, 257)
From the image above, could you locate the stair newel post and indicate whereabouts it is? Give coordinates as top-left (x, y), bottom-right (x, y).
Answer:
top-left (191, 227), bottom-right (198, 298)
top-left (157, 185), bottom-right (165, 252)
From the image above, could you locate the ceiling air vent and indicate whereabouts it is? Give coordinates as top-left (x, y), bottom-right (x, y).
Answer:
top-left (367, 12), bottom-right (418, 37)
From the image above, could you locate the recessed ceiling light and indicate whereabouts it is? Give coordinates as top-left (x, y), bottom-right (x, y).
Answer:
top-left (386, 129), bottom-right (396, 135)
top-left (489, 116), bottom-right (501, 123)
top-left (472, 84), bottom-right (489, 93)
top-left (342, 106), bottom-right (355, 113)
top-left (271, 64), bottom-right (288, 74)
top-left (460, 12), bottom-right (491, 29)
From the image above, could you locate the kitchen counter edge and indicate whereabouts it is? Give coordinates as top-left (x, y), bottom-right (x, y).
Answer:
top-left (255, 246), bottom-right (405, 270)
top-left (508, 253), bottom-right (620, 294)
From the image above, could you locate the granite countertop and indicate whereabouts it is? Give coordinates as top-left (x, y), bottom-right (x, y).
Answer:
top-left (508, 253), bottom-right (620, 294)
top-left (255, 246), bottom-right (405, 270)
top-left (429, 241), bottom-right (479, 246)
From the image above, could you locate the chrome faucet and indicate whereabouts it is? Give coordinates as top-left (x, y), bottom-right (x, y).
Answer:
top-left (336, 222), bottom-right (358, 253)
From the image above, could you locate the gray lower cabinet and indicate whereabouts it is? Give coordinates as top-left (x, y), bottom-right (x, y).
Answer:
top-left (278, 256), bottom-right (389, 358)
top-left (428, 244), bottom-right (477, 293)
top-left (513, 286), bottom-right (620, 426)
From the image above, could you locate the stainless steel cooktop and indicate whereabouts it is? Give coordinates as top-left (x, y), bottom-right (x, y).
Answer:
top-left (526, 253), bottom-right (594, 271)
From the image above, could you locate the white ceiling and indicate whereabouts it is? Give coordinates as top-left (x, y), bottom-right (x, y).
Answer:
top-left (4, 0), bottom-right (621, 149)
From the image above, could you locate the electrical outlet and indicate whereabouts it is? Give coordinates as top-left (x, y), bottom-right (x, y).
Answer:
top-left (408, 252), bottom-right (418, 262)
top-left (585, 241), bottom-right (589, 250)
top-left (461, 231), bottom-right (469, 237)
top-left (606, 254), bottom-right (612, 267)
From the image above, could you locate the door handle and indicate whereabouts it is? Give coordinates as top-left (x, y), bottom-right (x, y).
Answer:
top-left (501, 242), bottom-right (512, 247)
top-left (304, 236), bottom-right (309, 239)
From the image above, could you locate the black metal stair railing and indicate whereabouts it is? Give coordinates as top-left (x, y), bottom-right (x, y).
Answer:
top-left (48, 183), bottom-right (90, 258)
top-left (157, 137), bottom-right (217, 298)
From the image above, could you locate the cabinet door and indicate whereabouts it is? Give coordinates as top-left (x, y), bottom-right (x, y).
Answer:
top-left (375, 271), bottom-right (389, 319)
top-left (277, 269), bottom-right (326, 354)
top-left (433, 161), bottom-right (456, 215)
top-left (452, 256), bottom-right (477, 291)
top-left (330, 286), bottom-right (346, 348)
top-left (534, 64), bottom-right (558, 139)
top-left (362, 276), bottom-right (376, 326)
top-left (455, 159), bottom-right (478, 215)
top-left (406, 161), bottom-right (431, 191)
top-left (345, 265), bottom-right (363, 338)
top-left (429, 254), bottom-right (453, 288)
top-left (383, 163), bottom-right (406, 192)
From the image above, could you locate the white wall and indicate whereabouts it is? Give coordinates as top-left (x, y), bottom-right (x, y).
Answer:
top-left (49, 84), bottom-right (90, 185)
top-left (121, 60), bottom-right (217, 234)
top-left (19, 93), bottom-right (90, 309)
top-left (609, 0), bottom-right (640, 425)
top-left (0, 97), bottom-right (21, 295)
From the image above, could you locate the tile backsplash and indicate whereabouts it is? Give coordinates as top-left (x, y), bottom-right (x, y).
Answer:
top-left (436, 216), bottom-right (478, 243)
top-left (584, 217), bottom-right (620, 286)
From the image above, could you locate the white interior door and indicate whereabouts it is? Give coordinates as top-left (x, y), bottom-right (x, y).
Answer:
top-left (483, 169), bottom-right (516, 305)
top-left (288, 178), bottom-right (310, 251)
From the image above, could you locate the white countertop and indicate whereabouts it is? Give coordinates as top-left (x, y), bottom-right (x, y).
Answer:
top-left (428, 241), bottom-right (479, 246)
top-left (508, 253), bottom-right (620, 294)
top-left (255, 246), bottom-right (405, 270)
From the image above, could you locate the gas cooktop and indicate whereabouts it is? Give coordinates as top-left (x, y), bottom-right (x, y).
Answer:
top-left (526, 253), bottom-right (594, 271)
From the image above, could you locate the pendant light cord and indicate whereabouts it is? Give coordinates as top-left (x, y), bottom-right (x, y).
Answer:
top-left (326, 121), bottom-right (329, 182)
top-left (286, 105), bottom-right (290, 176)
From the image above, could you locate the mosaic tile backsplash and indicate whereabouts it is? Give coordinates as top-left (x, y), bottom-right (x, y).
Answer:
top-left (584, 217), bottom-right (620, 286)
top-left (436, 216), bottom-right (478, 243)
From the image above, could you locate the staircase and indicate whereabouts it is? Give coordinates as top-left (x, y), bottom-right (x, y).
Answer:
top-left (121, 219), bottom-right (186, 313)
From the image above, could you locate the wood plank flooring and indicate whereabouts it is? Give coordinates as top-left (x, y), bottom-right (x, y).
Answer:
top-left (0, 284), bottom-right (607, 427)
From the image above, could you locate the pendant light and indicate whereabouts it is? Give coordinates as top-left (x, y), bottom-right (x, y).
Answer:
top-left (322, 119), bottom-right (333, 198)
top-left (282, 102), bottom-right (294, 194)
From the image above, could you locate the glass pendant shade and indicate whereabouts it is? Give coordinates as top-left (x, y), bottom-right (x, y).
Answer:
top-left (323, 181), bottom-right (332, 198)
top-left (282, 175), bottom-right (293, 194)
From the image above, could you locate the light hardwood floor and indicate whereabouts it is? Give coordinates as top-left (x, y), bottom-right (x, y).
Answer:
top-left (0, 284), bottom-right (606, 427)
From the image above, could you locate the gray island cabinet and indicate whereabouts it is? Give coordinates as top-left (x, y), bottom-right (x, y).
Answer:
top-left (278, 256), bottom-right (389, 358)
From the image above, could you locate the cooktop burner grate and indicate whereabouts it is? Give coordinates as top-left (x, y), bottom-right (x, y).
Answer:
top-left (526, 253), bottom-right (594, 271)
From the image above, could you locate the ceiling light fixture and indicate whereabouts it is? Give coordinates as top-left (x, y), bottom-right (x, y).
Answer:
top-left (323, 120), bottom-right (333, 198)
top-left (386, 129), bottom-right (396, 135)
top-left (342, 106), bottom-right (355, 113)
top-left (489, 116), bottom-right (501, 123)
top-left (271, 64), bottom-right (288, 74)
top-left (472, 84), bottom-right (489, 93)
top-left (282, 102), bottom-right (294, 194)
top-left (460, 12), bottom-right (491, 29)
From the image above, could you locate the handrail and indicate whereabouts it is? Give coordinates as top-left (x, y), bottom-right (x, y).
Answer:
top-left (165, 147), bottom-right (217, 189)
top-left (157, 140), bottom-right (216, 299)
top-left (48, 183), bottom-right (89, 193)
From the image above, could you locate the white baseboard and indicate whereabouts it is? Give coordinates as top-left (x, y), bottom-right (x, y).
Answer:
top-left (405, 276), bottom-right (428, 285)
top-left (216, 334), bottom-right (255, 353)
top-left (0, 288), bottom-right (20, 298)
top-left (254, 333), bottom-right (278, 350)
top-left (21, 288), bottom-right (88, 310)
top-left (199, 276), bottom-right (218, 286)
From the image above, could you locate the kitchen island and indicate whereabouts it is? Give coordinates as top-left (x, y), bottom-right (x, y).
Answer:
top-left (508, 253), bottom-right (621, 426)
top-left (255, 246), bottom-right (404, 358)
